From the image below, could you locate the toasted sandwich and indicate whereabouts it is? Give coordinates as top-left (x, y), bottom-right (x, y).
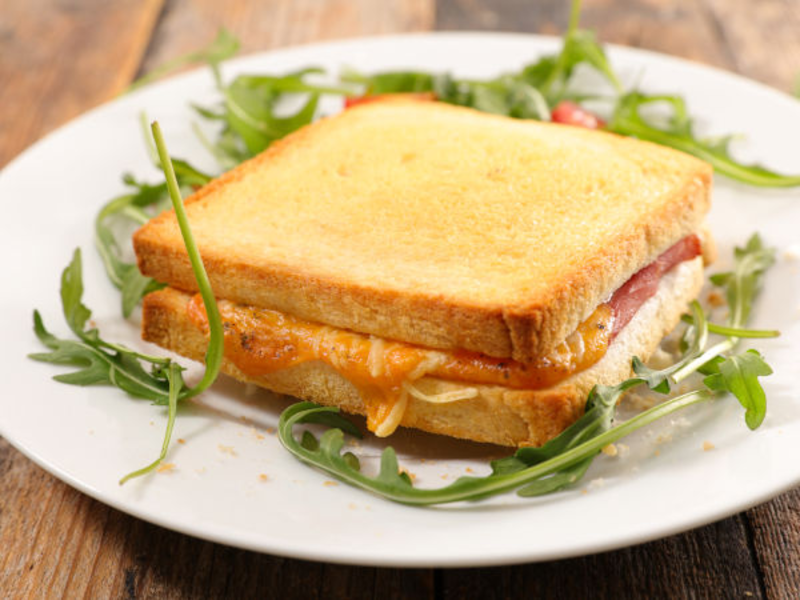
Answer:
top-left (133, 99), bottom-right (713, 447)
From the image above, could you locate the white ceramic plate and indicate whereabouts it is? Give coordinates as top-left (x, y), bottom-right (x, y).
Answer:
top-left (1, 33), bottom-right (799, 568)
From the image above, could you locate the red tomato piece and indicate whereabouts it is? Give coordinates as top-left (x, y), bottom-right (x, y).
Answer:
top-left (551, 100), bottom-right (606, 129)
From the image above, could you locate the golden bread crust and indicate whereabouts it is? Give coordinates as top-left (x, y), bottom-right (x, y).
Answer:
top-left (134, 100), bottom-right (712, 361)
top-left (141, 257), bottom-right (704, 447)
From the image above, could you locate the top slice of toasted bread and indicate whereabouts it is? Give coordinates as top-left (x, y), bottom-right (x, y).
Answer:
top-left (133, 99), bottom-right (711, 362)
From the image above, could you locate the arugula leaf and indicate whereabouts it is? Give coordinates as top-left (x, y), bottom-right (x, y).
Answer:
top-left (344, 1), bottom-right (617, 119)
top-left (535, 0), bottom-right (621, 101)
top-left (127, 28), bottom-right (240, 94)
top-left (195, 69), bottom-right (352, 166)
top-left (492, 378), bottom-right (641, 496)
top-left (341, 0), bottom-right (798, 188)
top-left (703, 350), bottom-right (772, 429)
top-left (119, 361), bottom-right (184, 484)
top-left (342, 69), bottom-right (435, 95)
top-left (279, 388), bottom-right (716, 505)
top-left (30, 252), bottom-right (178, 402)
top-left (278, 234), bottom-right (778, 503)
top-left (33, 126), bottom-right (226, 483)
top-left (671, 235), bottom-right (776, 385)
top-left (608, 93), bottom-right (800, 187)
top-left (632, 301), bottom-right (708, 393)
top-left (60, 247), bottom-right (93, 337)
top-left (722, 234), bottom-right (776, 327)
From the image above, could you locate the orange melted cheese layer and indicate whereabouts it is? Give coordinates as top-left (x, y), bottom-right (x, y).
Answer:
top-left (186, 296), bottom-right (612, 436)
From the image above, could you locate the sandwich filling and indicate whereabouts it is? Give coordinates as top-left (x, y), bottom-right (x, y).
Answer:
top-left (186, 235), bottom-right (701, 436)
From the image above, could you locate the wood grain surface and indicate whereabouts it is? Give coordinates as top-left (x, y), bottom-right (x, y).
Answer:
top-left (2, 0), bottom-right (799, 597)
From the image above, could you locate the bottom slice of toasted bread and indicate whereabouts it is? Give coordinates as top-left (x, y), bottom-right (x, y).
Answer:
top-left (141, 257), bottom-right (703, 447)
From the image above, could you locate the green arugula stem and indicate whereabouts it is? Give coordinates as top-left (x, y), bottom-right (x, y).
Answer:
top-left (672, 339), bottom-right (735, 384)
top-left (126, 29), bottom-right (239, 94)
top-left (540, 0), bottom-right (582, 97)
top-left (119, 362), bottom-right (182, 484)
top-left (94, 193), bottom-right (138, 289)
top-left (610, 119), bottom-right (800, 188)
top-left (680, 315), bottom-right (779, 338)
top-left (150, 122), bottom-right (224, 399)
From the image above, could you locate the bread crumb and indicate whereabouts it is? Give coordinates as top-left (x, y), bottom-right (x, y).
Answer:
top-left (654, 449), bottom-right (661, 457)
top-left (784, 244), bottom-right (800, 261)
top-left (218, 444), bottom-right (237, 456)
top-left (703, 441), bottom-right (715, 451)
top-left (601, 444), bottom-right (618, 457)
top-left (177, 438), bottom-right (186, 444)
top-left (323, 480), bottom-right (338, 487)
top-left (157, 462), bottom-right (175, 473)
top-left (348, 503), bottom-right (357, 510)
top-left (616, 443), bottom-right (630, 457)
top-left (656, 433), bottom-right (673, 445)
top-left (400, 469), bottom-right (417, 481)
top-left (258, 473), bottom-right (268, 482)
top-left (465, 467), bottom-right (475, 473)
top-left (707, 291), bottom-right (726, 307)
top-left (581, 489), bottom-right (588, 495)
top-left (588, 478), bottom-right (606, 490)
top-left (625, 390), bottom-right (656, 410)
top-left (441, 474), bottom-right (449, 480)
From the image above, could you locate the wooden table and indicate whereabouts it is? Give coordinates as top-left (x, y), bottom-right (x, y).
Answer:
top-left (2, 1), bottom-right (799, 597)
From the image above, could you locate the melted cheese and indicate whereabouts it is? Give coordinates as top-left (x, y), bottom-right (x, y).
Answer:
top-left (186, 297), bottom-right (612, 436)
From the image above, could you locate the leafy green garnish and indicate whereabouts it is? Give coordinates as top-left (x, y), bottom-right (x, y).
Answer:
top-left (712, 234), bottom-right (776, 328)
top-left (702, 350), bottom-right (772, 430)
top-left (607, 92), bottom-right (800, 187)
top-left (278, 236), bottom-right (776, 504)
top-left (533, 0), bottom-right (621, 102)
top-left (95, 183), bottom-right (165, 318)
top-left (279, 389), bottom-right (717, 505)
top-left (341, 0), bottom-right (799, 187)
top-left (30, 250), bottom-right (184, 475)
top-left (32, 125), bottom-right (224, 483)
top-left (126, 28), bottom-right (240, 94)
top-left (195, 68), bottom-right (353, 168)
